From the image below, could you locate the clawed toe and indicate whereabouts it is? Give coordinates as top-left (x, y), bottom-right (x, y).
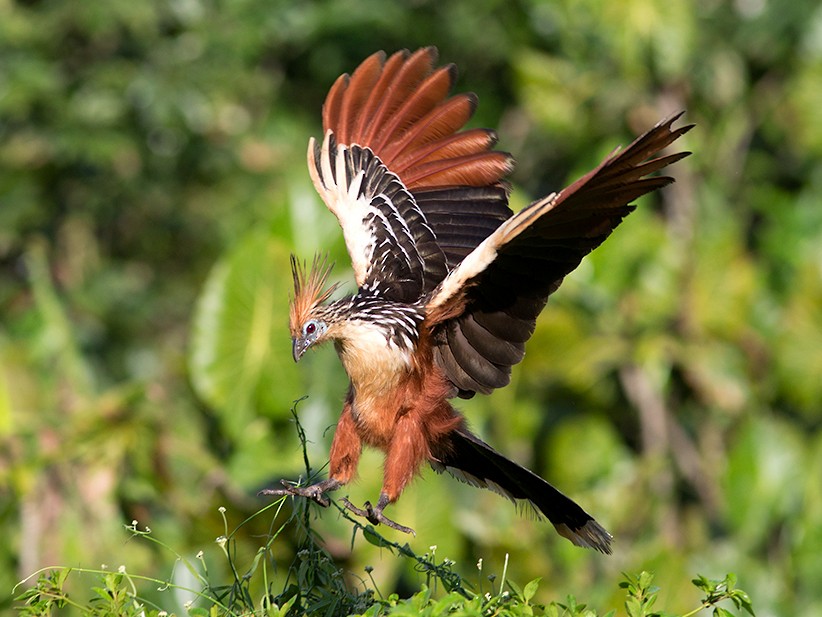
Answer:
top-left (340, 497), bottom-right (369, 518)
top-left (261, 482), bottom-right (414, 535)
top-left (259, 478), bottom-right (341, 507)
top-left (341, 497), bottom-right (416, 535)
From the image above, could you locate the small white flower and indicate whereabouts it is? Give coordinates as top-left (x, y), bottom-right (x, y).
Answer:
top-left (476, 558), bottom-right (483, 570)
top-left (118, 565), bottom-right (127, 574)
top-left (218, 506), bottom-right (226, 513)
top-left (196, 550), bottom-right (204, 559)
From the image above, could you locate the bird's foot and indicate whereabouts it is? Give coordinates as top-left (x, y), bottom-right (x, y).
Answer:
top-left (341, 495), bottom-right (416, 536)
top-left (259, 478), bottom-right (342, 507)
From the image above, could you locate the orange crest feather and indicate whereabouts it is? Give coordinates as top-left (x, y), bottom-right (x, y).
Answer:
top-left (289, 255), bottom-right (338, 335)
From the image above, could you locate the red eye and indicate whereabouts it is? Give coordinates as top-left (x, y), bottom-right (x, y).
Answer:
top-left (305, 322), bottom-right (316, 335)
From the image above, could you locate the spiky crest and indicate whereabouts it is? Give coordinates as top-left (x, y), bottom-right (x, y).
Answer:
top-left (289, 255), bottom-right (339, 335)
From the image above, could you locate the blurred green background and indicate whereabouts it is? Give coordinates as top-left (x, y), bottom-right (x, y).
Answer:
top-left (2, 0), bottom-right (822, 614)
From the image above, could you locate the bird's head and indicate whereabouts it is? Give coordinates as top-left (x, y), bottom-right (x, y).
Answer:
top-left (289, 255), bottom-right (340, 362)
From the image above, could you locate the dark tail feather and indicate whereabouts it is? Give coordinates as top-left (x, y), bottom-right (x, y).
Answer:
top-left (431, 428), bottom-right (612, 554)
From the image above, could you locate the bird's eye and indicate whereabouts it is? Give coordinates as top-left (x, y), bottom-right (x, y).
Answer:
top-left (305, 322), bottom-right (317, 335)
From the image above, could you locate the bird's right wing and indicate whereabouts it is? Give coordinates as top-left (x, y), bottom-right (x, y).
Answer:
top-left (425, 113), bottom-right (693, 396)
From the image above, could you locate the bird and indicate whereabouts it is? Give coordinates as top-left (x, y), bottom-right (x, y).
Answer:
top-left (261, 47), bottom-right (692, 553)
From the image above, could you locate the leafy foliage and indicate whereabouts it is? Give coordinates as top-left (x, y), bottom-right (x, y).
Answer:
top-left (14, 431), bottom-right (756, 617)
top-left (14, 521), bottom-right (757, 617)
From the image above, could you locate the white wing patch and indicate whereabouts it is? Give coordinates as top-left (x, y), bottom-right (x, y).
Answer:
top-left (307, 131), bottom-right (433, 298)
top-left (308, 133), bottom-right (377, 285)
top-left (425, 192), bottom-right (559, 313)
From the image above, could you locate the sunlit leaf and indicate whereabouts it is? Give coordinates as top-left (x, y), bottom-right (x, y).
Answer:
top-left (189, 229), bottom-right (298, 438)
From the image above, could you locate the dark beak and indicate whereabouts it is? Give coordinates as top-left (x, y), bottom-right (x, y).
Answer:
top-left (292, 338), bottom-right (307, 362)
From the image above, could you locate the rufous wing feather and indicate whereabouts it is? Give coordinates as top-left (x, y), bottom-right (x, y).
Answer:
top-left (318, 47), bottom-right (513, 191)
top-left (309, 48), bottom-right (516, 300)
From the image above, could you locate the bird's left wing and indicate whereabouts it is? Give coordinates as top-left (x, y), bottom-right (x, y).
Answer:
top-left (424, 114), bottom-right (693, 396)
top-left (307, 48), bottom-right (513, 303)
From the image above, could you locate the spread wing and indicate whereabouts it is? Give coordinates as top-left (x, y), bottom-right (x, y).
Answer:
top-left (424, 113), bottom-right (694, 396)
top-left (308, 47), bottom-right (693, 397)
top-left (307, 47), bottom-right (513, 303)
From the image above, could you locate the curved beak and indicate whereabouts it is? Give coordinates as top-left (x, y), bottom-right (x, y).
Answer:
top-left (292, 337), bottom-right (308, 362)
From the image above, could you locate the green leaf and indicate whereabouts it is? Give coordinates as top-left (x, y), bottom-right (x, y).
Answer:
top-left (271, 593), bottom-right (299, 617)
top-left (638, 571), bottom-right (655, 591)
top-left (523, 578), bottom-right (542, 602)
top-left (506, 578), bottom-right (524, 598)
top-left (692, 575), bottom-right (711, 592)
top-left (362, 525), bottom-right (394, 550)
top-left (731, 590), bottom-right (756, 617)
top-left (625, 596), bottom-right (643, 617)
top-left (188, 229), bottom-right (298, 438)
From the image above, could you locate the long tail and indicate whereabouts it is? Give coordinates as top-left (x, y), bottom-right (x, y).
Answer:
top-left (431, 428), bottom-right (612, 553)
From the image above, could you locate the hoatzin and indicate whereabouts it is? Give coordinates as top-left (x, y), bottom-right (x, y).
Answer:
top-left (262, 47), bottom-right (692, 553)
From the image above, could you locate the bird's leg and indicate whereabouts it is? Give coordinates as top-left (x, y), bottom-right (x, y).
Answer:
top-left (341, 493), bottom-right (415, 535)
top-left (260, 399), bottom-right (361, 508)
top-left (327, 398), bottom-right (362, 484)
top-left (259, 477), bottom-right (342, 507)
top-left (338, 408), bottom-right (437, 535)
